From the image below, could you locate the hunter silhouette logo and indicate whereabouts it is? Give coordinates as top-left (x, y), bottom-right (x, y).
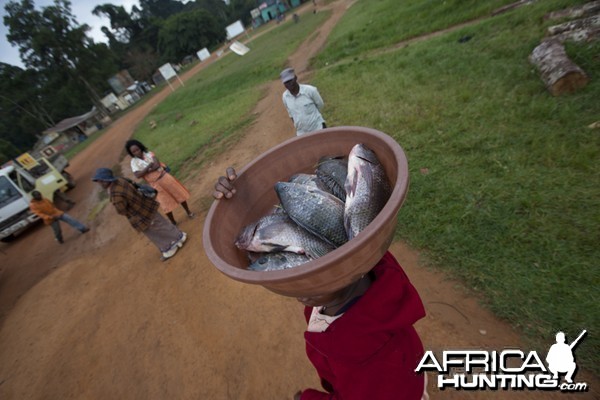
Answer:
top-left (415, 329), bottom-right (589, 392)
top-left (546, 330), bottom-right (586, 384)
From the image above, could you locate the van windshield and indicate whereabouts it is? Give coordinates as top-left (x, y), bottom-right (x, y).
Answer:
top-left (0, 176), bottom-right (22, 208)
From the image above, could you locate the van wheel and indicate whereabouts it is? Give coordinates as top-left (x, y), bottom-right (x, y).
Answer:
top-left (1, 235), bottom-right (16, 243)
top-left (63, 171), bottom-right (76, 189)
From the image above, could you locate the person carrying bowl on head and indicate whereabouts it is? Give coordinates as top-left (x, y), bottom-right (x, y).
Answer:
top-left (125, 139), bottom-right (195, 225)
top-left (213, 168), bottom-right (429, 400)
top-left (93, 168), bottom-right (186, 261)
top-left (280, 68), bottom-right (327, 136)
top-left (29, 190), bottom-right (89, 244)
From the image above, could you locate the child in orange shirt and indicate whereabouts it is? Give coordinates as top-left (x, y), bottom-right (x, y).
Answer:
top-left (29, 190), bottom-right (89, 243)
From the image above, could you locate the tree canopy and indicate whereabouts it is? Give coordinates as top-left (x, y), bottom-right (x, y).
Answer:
top-left (158, 9), bottom-right (226, 62)
top-left (5, 0), bottom-right (91, 70)
top-left (1, 0), bottom-right (265, 153)
top-left (2, 0), bottom-right (119, 152)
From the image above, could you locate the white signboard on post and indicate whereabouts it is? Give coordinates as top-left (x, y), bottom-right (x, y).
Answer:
top-left (226, 20), bottom-right (245, 40)
top-left (159, 63), bottom-right (177, 80)
top-left (229, 41), bottom-right (250, 56)
top-left (197, 48), bottom-right (211, 61)
top-left (158, 63), bottom-right (184, 91)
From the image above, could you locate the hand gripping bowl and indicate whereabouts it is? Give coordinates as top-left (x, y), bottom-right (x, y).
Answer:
top-left (202, 126), bottom-right (409, 298)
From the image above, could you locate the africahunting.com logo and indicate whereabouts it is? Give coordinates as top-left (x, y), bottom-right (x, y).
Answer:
top-left (415, 330), bottom-right (588, 392)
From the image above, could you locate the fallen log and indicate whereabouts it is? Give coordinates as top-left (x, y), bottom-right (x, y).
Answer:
top-left (549, 27), bottom-right (600, 43)
top-left (547, 14), bottom-right (600, 36)
top-left (544, 0), bottom-right (600, 21)
top-left (529, 39), bottom-right (589, 96)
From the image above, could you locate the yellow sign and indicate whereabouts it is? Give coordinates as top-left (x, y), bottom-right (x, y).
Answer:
top-left (16, 153), bottom-right (39, 170)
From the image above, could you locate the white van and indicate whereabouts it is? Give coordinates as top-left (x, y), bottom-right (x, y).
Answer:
top-left (0, 156), bottom-right (74, 241)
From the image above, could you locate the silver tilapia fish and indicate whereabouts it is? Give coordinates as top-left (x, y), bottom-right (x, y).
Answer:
top-left (248, 252), bottom-right (311, 272)
top-left (288, 173), bottom-right (324, 190)
top-left (344, 144), bottom-right (392, 240)
top-left (235, 212), bottom-right (334, 259)
top-left (275, 182), bottom-right (348, 247)
top-left (316, 156), bottom-right (348, 201)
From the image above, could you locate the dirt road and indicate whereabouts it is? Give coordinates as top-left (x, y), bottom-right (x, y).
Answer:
top-left (0, 1), bottom-right (597, 399)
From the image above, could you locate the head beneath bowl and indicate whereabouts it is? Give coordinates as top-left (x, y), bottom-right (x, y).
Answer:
top-left (296, 272), bottom-right (374, 317)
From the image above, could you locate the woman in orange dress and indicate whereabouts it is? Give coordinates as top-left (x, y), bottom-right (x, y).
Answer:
top-left (126, 139), bottom-right (195, 225)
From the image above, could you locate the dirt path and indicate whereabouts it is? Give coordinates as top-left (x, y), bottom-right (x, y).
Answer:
top-left (0, 1), bottom-right (597, 399)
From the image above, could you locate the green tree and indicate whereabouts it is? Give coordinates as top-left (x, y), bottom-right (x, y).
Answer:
top-left (184, 0), bottom-right (229, 23)
top-left (5, 0), bottom-right (91, 71)
top-left (124, 47), bottom-right (162, 82)
top-left (0, 63), bottom-right (49, 152)
top-left (93, 3), bottom-right (142, 43)
top-left (227, 0), bottom-right (258, 26)
top-left (94, 2), bottom-right (164, 82)
top-left (158, 9), bottom-right (226, 62)
top-left (0, 139), bottom-right (22, 164)
top-left (3, 0), bottom-right (118, 118)
top-left (94, 0), bottom-right (260, 80)
top-left (4, 0), bottom-right (117, 106)
top-left (139, 0), bottom-right (184, 20)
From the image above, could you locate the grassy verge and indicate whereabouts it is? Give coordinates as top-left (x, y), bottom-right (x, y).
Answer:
top-left (312, 0), bottom-right (599, 371)
top-left (312, 0), bottom-right (520, 67)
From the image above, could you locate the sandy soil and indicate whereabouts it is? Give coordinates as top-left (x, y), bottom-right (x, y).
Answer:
top-left (0, 1), bottom-right (597, 399)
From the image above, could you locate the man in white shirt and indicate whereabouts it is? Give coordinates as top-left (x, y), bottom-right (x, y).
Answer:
top-left (280, 68), bottom-right (326, 136)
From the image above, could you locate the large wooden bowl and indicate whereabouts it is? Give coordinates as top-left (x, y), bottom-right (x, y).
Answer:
top-left (202, 126), bottom-right (409, 297)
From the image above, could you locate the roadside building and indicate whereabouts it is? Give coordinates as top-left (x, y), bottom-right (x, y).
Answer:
top-left (33, 107), bottom-right (112, 154)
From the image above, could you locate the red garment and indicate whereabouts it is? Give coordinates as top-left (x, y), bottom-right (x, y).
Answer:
top-left (301, 252), bottom-right (426, 400)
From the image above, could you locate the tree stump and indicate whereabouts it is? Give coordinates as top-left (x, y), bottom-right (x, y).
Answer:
top-left (529, 39), bottom-right (589, 96)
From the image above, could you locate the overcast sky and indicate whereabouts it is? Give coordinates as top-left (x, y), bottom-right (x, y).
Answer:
top-left (0, 0), bottom-right (140, 68)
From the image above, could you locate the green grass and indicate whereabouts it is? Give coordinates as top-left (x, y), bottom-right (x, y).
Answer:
top-left (312, 0), bottom-right (599, 371)
top-left (312, 0), bottom-right (519, 67)
top-left (116, 0), bottom-right (599, 372)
